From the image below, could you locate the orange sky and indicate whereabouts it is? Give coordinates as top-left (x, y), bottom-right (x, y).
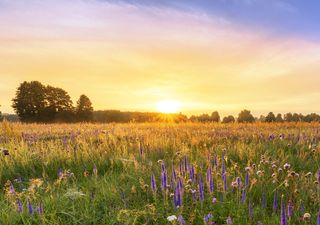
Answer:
top-left (1, 1), bottom-right (320, 116)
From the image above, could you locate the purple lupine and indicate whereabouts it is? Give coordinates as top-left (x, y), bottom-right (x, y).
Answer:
top-left (214, 156), bottom-right (218, 171)
top-left (209, 173), bottom-right (214, 193)
top-left (222, 173), bottom-right (227, 192)
top-left (236, 177), bottom-right (241, 190)
top-left (249, 202), bottom-right (253, 220)
top-left (174, 185), bottom-right (182, 208)
top-left (184, 157), bottom-right (188, 172)
top-left (173, 167), bottom-right (177, 180)
top-left (317, 208), bottom-right (320, 225)
top-left (222, 158), bottom-right (225, 175)
top-left (190, 165), bottom-right (195, 182)
top-left (199, 177), bottom-right (205, 201)
top-left (170, 176), bottom-right (175, 190)
top-left (17, 198), bottom-right (23, 213)
top-left (281, 197), bottom-right (287, 225)
top-left (241, 189), bottom-right (246, 203)
top-left (273, 191), bottom-right (278, 211)
top-left (299, 202), bottom-right (304, 215)
top-left (161, 169), bottom-right (167, 190)
top-left (287, 200), bottom-right (293, 218)
top-left (151, 174), bottom-right (157, 193)
top-left (161, 162), bottom-right (166, 173)
top-left (317, 169), bottom-right (320, 184)
top-left (179, 160), bottom-right (183, 175)
top-left (204, 213), bottom-right (213, 224)
top-left (178, 215), bottom-right (186, 225)
top-left (28, 198), bottom-right (33, 215)
top-left (191, 189), bottom-right (197, 201)
top-left (36, 202), bottom-right (44, 215)
top-left (262, 191), bottom-right (266, 209)
top-left (245, 170), bottom-right (249, 187)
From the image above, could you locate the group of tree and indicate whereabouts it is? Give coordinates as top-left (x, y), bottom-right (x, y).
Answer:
top-left (12, 81), bottom-right (93, 123)
top-left (189, 111), bottom-right (220, 122)
top-left (259, 112), bottom-right (320, 123)
top-left (0, 105), bottom-right (2, 122)
top-left (93, 110), bottom-right (188, 123)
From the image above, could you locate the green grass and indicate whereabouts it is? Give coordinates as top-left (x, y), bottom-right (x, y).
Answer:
top-left (0, 122), bottom-right (319, 224)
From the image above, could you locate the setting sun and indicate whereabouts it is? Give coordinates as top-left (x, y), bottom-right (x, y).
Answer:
top-left (156, 100), bottom-right (181, 114)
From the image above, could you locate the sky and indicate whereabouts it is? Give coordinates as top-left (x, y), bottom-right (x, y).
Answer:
top-left (1, 0), bottom-right (320, 116)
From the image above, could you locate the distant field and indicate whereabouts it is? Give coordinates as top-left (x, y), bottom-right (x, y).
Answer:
top-left (0, 122), bottom-right (319, 224)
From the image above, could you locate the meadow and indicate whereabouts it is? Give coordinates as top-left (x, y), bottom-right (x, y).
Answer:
top-left (0, 122), bottom-right (319, 225)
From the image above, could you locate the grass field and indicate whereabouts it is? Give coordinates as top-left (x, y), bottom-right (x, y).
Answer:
top-left (0, 122), bottom-right (319, 224)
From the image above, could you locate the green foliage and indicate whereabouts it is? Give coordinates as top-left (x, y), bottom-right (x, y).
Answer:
top-left (222, 115), bottom-right (235, 123)
top-left (0, 123), bottom-right (319, 224)
top-left (76, 95), bottom-right (94, 122)
top-left (265, 112), bottom-right (276, 123)
top-left (237, 109), bottom-right (255, 123)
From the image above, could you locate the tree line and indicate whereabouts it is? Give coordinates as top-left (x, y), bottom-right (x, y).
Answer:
top-left (1, 81), bottom-right (320, 123)
top-left (11, 81), bottom-right (93, 122)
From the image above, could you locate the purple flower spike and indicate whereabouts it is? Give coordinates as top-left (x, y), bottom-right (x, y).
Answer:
top-left (178, 215), bottom-right (187, 225)
top-left (287, 200), bottom-right (293, 218)
top-left (273, 192), bottom-right (278, 211)
top-left (28, 198), bottom-right (33, 215)
top-left (317, 208), bottom-right (320, 225)
top-left (17, 198), bottom-right (23, 213)
top-left (236, 177), bottom-right (241, 190)
top-left (151, 174), bottom-right (157, 193)
top-left (241, 189), bottom-right (246, 203)
top-left (199, 177), bottom-right (205, 201)
top-left (223, 173), bottom-right (227, 192)
top-left (245, 170), bottom-right (249, 187)
top-left (281, 197), bottom-right (287, 225)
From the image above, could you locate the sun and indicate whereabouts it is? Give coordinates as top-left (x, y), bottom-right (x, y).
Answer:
top-left (156, 100), bottom-right (181, 114)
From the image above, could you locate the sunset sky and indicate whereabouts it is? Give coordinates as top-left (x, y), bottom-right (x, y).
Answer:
top-left (1, 0), bottom-right (320, 116)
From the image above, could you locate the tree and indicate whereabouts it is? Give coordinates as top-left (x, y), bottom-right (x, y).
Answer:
top-left (76, 95), bottom-right (93, 122)
top-left (0, 104), bottom-right (3, 122)
top-left (284, 113), bottom-right (293, 122)
top-left (12, 81), bottom-right (46, 122)
top-left (265, 112), bottom-right (276, 123)
top-left (275, 113), bottom-right (283, 122)
top-left (222, 115), bottom-right (235, 123)
top-left (237, 109), bottom-right (255, 123)
top-left (211, 111), bottom-right (220, 122)
top-left (44, 86), bottom-right (74, 122)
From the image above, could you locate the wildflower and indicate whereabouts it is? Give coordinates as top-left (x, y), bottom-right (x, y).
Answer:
top-left (17, 198), bottom-right (23, 213)
top-left (223, 173), bottom-right (227, 192)
top-left (236, 177), bottom-right (241, 190)
top-left (174, 185), bottom-right (182, 208)
top-left (241, 189), bottom-right (246, 203)
top-left (317, 209), bottom-right (320, 225)
top-left (151, 174), bottom-right (157, 193)
top-left (190, 165), bottom-right (195, 181)
top-left (161, 169), bottom-right (167, 191)
top-left (273, 191), bottom-right (278, 211)
top-left (167, 215), bottom-right (177, 222)
top-left (245, 170), bottom-right (249, 187)
top-left (199, 177), bottom-right (205, 201)
top-left (281, 197), bottom-right (287, 225)
top-left (177, 215), bottom-right (186, 225)
top-left (283, 163), bottom-right (290, 170)
top-left (191, 189), bottom-right (197, 201)
top-left (204, 213), bottom-right (213, 224)
top-left (226, 216), bottom-right (233, 224)
top-left (287, 200), bottom-right (293, 218)
top-left (28, 198), bottom-right (33, 215)
top-left (212, 197), bottom-right (217, 204)
top-left (303, 213), bottom-right (311, 222)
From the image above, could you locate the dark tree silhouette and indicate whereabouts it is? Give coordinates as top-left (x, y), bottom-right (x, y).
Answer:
top-left (211, 111), bottom-right (220, 122)
top-left (222, 115), bottom-right (235, 123)
top-left (44, 86), bottom-right (74, 122)
top-left (0, 104), bottom-right (2, 122)
top-left (12, 81), bottom-right (46, 122)
top-left (237, 109), bottom-right (255, 123)
top-left (76, 95), bottom-right (94, 122)
top-left (265, 112), bottom-right (276, 123)
top-left (275, 113), bottom-right (284, 122)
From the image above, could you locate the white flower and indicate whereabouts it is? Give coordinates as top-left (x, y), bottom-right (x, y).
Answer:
top-left (167, 215), bottom-right (177, 222)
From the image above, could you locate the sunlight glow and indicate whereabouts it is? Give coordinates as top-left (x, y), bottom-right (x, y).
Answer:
top-left (156, 100), bottom-right (181, 114)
